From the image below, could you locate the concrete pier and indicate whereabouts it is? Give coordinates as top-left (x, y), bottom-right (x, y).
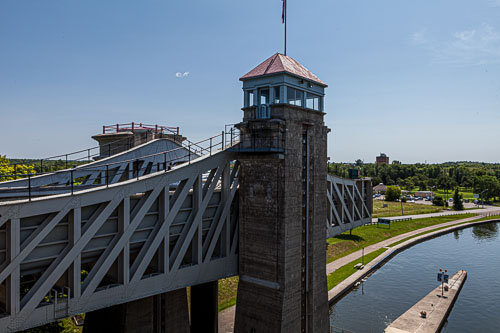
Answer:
top-left (191, 281), bottom-right (218, 333)
top-left (83, 288), bottom-right (190, 333)
top-left (385, 270), bottom-right (467, 333)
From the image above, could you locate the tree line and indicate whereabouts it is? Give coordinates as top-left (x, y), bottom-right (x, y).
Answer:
top-left (1, 156), bottom-right (87, 182)
top-left (328, 160), bottom-right (500, 201)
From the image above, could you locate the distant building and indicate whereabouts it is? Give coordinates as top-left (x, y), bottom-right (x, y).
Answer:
top-left (415, 191), bottom-right (433, 198)
top-left (376, 153), bottom-right (389, 164)
top-left (373, 183), bottom-right (387, 194)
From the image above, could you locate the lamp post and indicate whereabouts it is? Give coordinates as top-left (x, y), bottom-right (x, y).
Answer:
top-left (400, 194), bottom-right (404, 216)
top-left (480, 189), bottom-right (489, 209)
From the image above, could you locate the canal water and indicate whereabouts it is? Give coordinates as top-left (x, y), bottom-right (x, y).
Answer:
top-left (330, 222), bottom-right (500, 333)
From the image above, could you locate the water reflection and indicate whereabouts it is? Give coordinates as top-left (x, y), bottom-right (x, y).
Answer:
top-left (471, 223), bottom-right (498, 241)
top-left (453, 229), bottom-right (462, 240)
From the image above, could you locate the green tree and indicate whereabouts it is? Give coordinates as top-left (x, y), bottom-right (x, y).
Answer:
top-left (473, 175), bottom-right (500, 201)
top-left (452, 188), bottom-right (464, 210)
top-left (0, 155), bottom-right (34, 182)
top-left (400, 178), bottom-right (414, 191)
top-left (385, 186), bottom-right (401, 202)
top-left (371, 176), bottom-right (383, 186)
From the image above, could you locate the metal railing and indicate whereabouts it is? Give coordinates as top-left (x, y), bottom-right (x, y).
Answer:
top-left (480, 211), bottom-right (500, 218)
top-left (102, 122), bottom-right (179, 135)
top-left (0, 127), bottom-right (242, 201)
top-left (6, 136), bottom-right (134, 177)
top-left (226, 123), bottom-right (286, 153)
top-left (225, 124), bottom-right (241, 148)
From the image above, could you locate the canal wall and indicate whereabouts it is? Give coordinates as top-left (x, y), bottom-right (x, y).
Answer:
top-left (328, 218), bottom-right (499, 305)
top-left (384, 270), bottom-right (467, 333)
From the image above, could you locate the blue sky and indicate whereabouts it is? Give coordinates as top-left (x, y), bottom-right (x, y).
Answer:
top-left (1, 0), bottom-right (500, 163)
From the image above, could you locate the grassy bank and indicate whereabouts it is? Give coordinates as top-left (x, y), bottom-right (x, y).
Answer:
top-left (387, 220), bottom-right (473, 247)
top-left (327, 248), bottom-right (387, 290)
top-left (468, 215), bottom-right (500, 223)
top-left (433, 189), bottom-right (474, 199)
top-left (373, 201), bottom-right (444, 218)
top-left (326, 214), bottom-right (477, 263)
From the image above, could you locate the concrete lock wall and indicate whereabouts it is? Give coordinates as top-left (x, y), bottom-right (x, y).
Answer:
top-left (234, 104), bottom-right (330, 333)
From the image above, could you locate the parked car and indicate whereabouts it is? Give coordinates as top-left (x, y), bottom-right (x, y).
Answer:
top-left (464, 199), bottom-right (469, 203)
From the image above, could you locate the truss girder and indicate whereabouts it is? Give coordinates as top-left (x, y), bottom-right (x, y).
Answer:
top-left (0, 139), bottom-right (197, 199)
top-left (326, 175), bottom-right (372, 238)
top-left (0, 150), bottom-right (239, 332)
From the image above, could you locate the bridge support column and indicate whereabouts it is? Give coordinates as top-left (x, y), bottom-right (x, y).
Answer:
top-left (234, 103), bottom-right (330, 333)
top-left (83, 288), bottom-right (189, 333)
top-left (190, 281), bottom-right (218, 333)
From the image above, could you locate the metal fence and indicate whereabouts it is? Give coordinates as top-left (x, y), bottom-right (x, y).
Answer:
top-left (0, 127), bottom-right (243, 201)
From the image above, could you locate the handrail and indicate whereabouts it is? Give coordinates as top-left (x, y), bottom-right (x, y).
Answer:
top-left (7, 124), bottom-right (181, 172)
top-left (0, 127), bottom-right (243, 201)
top-left (102, 122), bottom-right (179, 135)
top-left (6, 135), bottom-right (134, 174)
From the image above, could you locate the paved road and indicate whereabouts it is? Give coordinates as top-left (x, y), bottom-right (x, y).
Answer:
top-left (372, 205), bottom-right (500, 222)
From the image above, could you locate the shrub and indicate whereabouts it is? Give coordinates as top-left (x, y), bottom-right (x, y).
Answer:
top-left (385, 186), bottom-right (401, 202)
top-left (432, 196), bottom-right (445, 206)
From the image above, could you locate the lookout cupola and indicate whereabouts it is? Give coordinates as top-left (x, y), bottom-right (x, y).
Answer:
top-left (240, 52), bottom-right (327, 119)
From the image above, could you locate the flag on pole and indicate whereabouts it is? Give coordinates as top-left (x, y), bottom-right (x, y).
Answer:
top-left (282, 0), bottom-right (286, 24)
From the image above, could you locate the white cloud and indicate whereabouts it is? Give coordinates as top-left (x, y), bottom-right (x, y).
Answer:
top-left (411, 24), bottom-right (500, 65)
top-left (412, 29), bottom-right (428, 45)
top-left (175, 72), bottom-right (190, 78)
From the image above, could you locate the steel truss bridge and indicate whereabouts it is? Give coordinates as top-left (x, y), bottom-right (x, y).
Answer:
top-left (0, 131), bottom-right (371, 332)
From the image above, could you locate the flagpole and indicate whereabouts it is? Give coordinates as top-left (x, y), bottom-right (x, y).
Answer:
top-left (284, 0), bottom-right (287, 56)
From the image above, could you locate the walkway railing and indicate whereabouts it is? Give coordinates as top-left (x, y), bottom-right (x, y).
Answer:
top-left (6, 136), bottom-right (133, 176)
top-left (102, 122), bottom-right (179, 135)
top-left (480, 211), bottom-right (500, 218)
top-left (0, 126), bottom-right (242, 201)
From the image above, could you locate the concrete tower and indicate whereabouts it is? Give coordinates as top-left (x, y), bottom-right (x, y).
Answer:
top-left (234, 53), bottom-right (330, 333)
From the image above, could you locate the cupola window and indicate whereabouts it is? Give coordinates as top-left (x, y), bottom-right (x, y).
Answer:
top-left (259, 88), bottom-right (269, 105)
top-left (306, 92), bottom-right (321, 111)
top-left (287, 87), bottom-right (303, 106)
top-left (273, 86), bottom-right (281, 103)
top-left (248, 91), bottom-right (254, 106)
